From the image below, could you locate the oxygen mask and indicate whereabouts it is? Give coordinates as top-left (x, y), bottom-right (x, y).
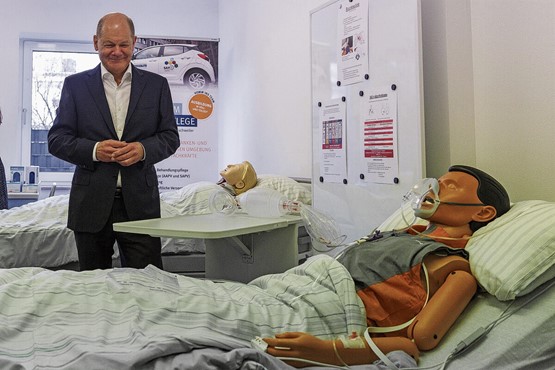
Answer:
top-left (402, 177), bottom-right (486, 220)
top-left (402, 178), bottom-right (441, 219)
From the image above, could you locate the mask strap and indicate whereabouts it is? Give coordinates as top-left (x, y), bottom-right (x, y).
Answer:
top-left (439, 201), bottom-right (485, 207)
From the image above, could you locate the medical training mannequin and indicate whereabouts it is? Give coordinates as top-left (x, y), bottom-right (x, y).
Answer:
top-left (217, 161), bottom-right (258, 195)
top-left (263, 165), bottom-right (510, 367)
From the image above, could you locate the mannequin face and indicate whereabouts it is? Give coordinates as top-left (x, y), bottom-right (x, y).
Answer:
top-left (220, 162), bottom-right (247, 186)
top-left (426, 171), bottom-right (496, 227)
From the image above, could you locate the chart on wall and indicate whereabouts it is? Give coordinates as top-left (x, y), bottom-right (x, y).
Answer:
top-left (311, 0), bottom-right (425, 242)
top-left (132, 36), bottom-right (219, 191)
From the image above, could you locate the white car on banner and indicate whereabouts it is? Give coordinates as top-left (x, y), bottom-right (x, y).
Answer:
top-left (132, 44), bottom-right (216, 89)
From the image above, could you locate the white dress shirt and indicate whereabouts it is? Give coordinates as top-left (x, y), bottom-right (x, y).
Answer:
top-left (102, 63), bottom-right (132, 140)
top-left (93, 63), bottom-right (133, 187)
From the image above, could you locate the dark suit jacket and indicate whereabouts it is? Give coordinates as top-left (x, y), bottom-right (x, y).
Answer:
top-left (48, 64), bottom-right (180, 233)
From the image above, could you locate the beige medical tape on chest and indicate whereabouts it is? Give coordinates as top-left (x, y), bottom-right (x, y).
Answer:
top-left (363, 264), bottom-right (430, 369)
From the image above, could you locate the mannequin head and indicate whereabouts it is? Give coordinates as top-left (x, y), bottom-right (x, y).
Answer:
top-left (421, 165), bottom-right (509, 234)
top-left (447, 165), bottom-right (510, 231)
top-left (219, 161), bottom-right (258, 195)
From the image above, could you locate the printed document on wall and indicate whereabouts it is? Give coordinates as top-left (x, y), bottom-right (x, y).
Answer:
top-left (319, 99), bottom-right (347, 183)
top-left (360, 90), bottom-right (399, 184)
top-left (336, 0), bottom-right (369, 86)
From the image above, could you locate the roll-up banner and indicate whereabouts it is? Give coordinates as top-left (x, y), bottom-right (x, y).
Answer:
top-left (132, 36), bottom-right (219, 192)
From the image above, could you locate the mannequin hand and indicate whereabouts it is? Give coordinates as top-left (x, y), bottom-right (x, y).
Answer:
top-left (264, 332), bottom-right (337, 368)
top-left (264, 332), bottom-right (420, 367)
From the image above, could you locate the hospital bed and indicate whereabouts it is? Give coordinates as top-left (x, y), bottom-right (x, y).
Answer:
top-left (0, 174), bottom-right (313, 273)
top-left (0, 198), bottom-right (553, 369)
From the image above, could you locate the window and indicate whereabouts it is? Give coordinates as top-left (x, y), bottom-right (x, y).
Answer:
top-left (163, 45), bottom-right (185, 56)
top-left (134, 46), bottom-right (160, 59)
top-left (21, 41), bottom-right (98, 183)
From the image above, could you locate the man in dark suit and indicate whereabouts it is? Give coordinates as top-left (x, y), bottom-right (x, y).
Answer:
top-left (48, 13), bottom-right (180, 270)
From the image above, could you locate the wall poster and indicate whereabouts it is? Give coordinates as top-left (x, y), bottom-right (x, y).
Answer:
top-left (360, 89), bottom-right (399, 184)
top-left (319, 99), bottom-right (347, 183)
top-left (132, 36), bottom-right (219, 191)
top-left (336, 0), bottom-right (369, 86)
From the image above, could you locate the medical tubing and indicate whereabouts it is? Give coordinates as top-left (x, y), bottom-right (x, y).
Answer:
top-left (333, 340), bottom-right (349, 367)
top-left (437, 279), bottom-right (555, 370)
top-left (333, 228), bottom-right (382, 260)
top-left (363, 330), bottom-right (400, 370)
top-left (451, 327), bottom-right (488, 356)
top-left (366, 264), bottom-right (430, 335)
top-left (452, 277), bottom-right (555, 358)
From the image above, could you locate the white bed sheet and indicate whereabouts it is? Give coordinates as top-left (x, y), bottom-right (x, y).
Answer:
top-left (0, 255), bottom-right (380, 369)
top-left (418, 279), bottom-right (555, 369)
top-left (0, 178), bottom-right (311, 269)
top-left (0, 182), bottom-right (220, 268)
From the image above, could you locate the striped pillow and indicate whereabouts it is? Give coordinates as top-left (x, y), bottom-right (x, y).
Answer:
top-left (378, 200), bottom-right (555, 301)
top-left (466, 200), bottom-right (555, 300)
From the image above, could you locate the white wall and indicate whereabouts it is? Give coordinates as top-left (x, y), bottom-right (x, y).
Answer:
top-left (422, 0), bottom-right (555, 202)
top-left (421, 0), bottom-right (477, 175)
top-left (218, 0), bottom-right (327, 177)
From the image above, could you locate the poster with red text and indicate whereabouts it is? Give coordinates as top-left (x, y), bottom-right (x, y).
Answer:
top-left (360, 89), bottom-right (399, 184)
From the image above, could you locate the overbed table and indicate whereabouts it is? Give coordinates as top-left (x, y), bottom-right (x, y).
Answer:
top-left (113, 213), bottom-right (303, 282)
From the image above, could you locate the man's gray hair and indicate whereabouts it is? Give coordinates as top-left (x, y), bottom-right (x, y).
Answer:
top-left (96, 13), bottom-right (135, 37)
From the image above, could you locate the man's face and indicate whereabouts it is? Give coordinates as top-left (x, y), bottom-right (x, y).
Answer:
top-left (425, 171), bottom-right (484, 227)
top-left (94, 15), bottom-right (136, 79)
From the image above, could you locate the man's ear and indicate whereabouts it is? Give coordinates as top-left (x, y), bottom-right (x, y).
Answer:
top-left (472, 205), bottom-right (497, 223)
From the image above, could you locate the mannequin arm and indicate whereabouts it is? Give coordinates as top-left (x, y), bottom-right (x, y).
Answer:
top-left (264, 332), bottom-right (418, 367)
top-left (407, 262), bottom-right (477, 350)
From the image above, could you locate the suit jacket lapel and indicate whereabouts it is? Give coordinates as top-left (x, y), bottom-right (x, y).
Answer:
top-left (86, 65), bottom-right (117, 138)
top-left (126, 64), bottom-right (146, 129)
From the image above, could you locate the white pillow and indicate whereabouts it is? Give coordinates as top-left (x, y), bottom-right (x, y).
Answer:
top-left (466, 200), bottom-right (555, 300)
top-left (256, 175), bottom-right (312, 205)
top-left (378, 200), bottom-right (555, 301)
top-left (160, 181), bottom-right (222, 217)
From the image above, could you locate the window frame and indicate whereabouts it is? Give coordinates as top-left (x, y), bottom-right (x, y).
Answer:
top-left (21, 40), bottom-right (98, 184)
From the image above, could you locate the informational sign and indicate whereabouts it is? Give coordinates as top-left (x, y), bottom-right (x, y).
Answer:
top-left (132, 37), bottom-right (219, 191)
top-left (319, 99), bottom-right (347, 183)
top-left (336, 0), bottom-right (369, 86)
top-left (311, 0), bottom-right (425, 241)
top-left (360, 90), bottom-right (399, 183)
